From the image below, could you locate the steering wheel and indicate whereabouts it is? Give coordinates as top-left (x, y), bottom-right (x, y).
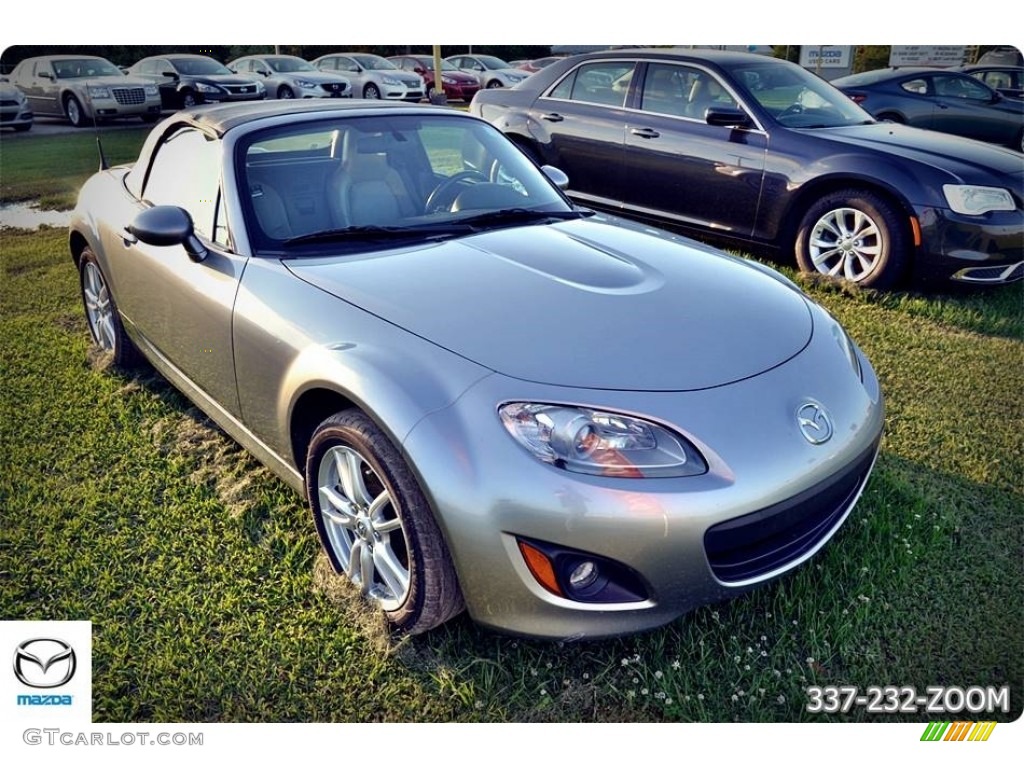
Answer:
top-left (778, 103), bottom-right (805, 119)
top-left (425, 170), bottom-right (489, 213)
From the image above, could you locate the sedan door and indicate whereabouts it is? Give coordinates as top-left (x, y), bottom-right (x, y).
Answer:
top-left (19, 60), bottom-right (61, 117)
top-left (622, 62), bottom-right (767, 237)
top-left (105, 127), bottom-right (246, 415)
top-left (925, 73), bottom-right (1021, 146)
top-left (525, 60), bottom-right (637, 208)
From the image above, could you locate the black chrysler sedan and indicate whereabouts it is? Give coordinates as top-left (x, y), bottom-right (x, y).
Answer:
top-left (471, 49), bottom-right (1024, 289)
top-left (128, 54), bottom-right (266, 109)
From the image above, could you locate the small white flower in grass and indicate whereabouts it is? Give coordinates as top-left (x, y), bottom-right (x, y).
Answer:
top-left (760, 635), bottom-right (767, 643)
top-left (698, 694), bottom-right (705, 701)
top-left (858, 595), bottom-right (871, 603)
top-left (654, 670), bottom-right (663, 680)
top-left (744, 664), bottom-right (750, 671)
top-left (475, 701), bottom-right (484, 710)
top-left (672, 660), bottom-right (681, 670)
top-left (684, 695), bottom-right (690, 702)
top-left (777, 694), bottom-right (786, 704)
top-left (734, 656), bottom-right (741, 663)
top-left (656, 692), bottom-right (665, 700)
top-left (546, 661), bottom-right (553, 669)
top-left (540, 689), bottom-right (547, 697)
top-left (633, 677), bottom-right (639, 684)
top-left (806, 656), bottom-right (815, 664)
top-left (530, 668), bottom-right (538, 677)
top-left (758, 688), bottom-right (766, 695)
top-left (583, 672), bottom-right (589, 680)
top-left (621, 658), bottom-right (629, 667)
top-left (642, 688), bottom-right (649, 696)
top-left (731, 694), bottom-right (738, 702)
top-left (666, 698), bottom-right (673, 705)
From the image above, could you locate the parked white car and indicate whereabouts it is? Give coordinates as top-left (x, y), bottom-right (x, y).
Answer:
top-left (0, 80), bottom-right (34, 131)
top-left (311, 53), bottom-right (424, 101)
top-left (445, 54), bottom-right (530, 89)
top-left (228, 55), bottom-right (352, 100)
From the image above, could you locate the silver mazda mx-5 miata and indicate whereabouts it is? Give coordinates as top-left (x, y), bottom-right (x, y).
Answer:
top-left (69, 100), bottom-right (884, 639)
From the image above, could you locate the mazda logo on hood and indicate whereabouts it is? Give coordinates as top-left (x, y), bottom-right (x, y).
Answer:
top-left (13, 638), bottom-right (77, 688)
top-left (797, 401), bottom-right (834, 445)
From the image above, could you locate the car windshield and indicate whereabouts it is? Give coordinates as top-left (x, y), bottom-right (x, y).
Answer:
top-left (724, 60), bottom-right (874, 128)
top-left (52, 58), bottom-right (123, 79)
top-left (352, 55), bottom-right (397, 71)
top-left (169, 57), bottom-right (233, 76)
top-left (240, 114), bottom-right (574, 254)
top-left (267, 57), bottom-right (316, 73)
top-left (414, 57), bottom-right (460, 72)
top-left (477, 55), bottom-right (512, 70)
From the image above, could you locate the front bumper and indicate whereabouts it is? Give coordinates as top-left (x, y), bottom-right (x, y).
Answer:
top-left (0, 104), bottom-right (33, 128)
top-left (915, 204), bottom-right (1024, 284)
top-left (88, 90), bottom-right (162, 118)
top-left (402, 305), bottom-right (885, 639)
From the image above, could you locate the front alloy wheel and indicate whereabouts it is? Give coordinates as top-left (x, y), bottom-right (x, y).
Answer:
top-left (307, 410), bottom-right (463, 634)
top-left (78, 247), bottom-right (142, 368)
top-left (795, 189), bottom-right (907, 290)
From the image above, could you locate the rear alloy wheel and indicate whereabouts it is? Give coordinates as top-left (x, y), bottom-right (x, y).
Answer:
top-left (278, 85), bottom-right (295, 99)
top-left (64, 95), bottom-right (86, 128)
top-left (79, 247), bottom-right (142, 368)
top-left (307, 410), bottom-right (463, 634)
top-left (795, 189), bottom-right (908, 290)
top-left (363, 83), bottom-right (381, 99)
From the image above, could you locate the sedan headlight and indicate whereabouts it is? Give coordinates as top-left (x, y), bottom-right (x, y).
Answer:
top-left (196, 82), bottom-right (222, 94)
top-left (382, 76), bottom-right (401, 86)
top-left (441, 76), bottom-right (456, 85)
top-left (294, 79), bottom-right (316, 89)
top-left (143, 85), bottom-right (159, 97)
top-left (943, 185), bottom-right (1016, 215)
top-left (499, 403), bottom-right (707, 478)
top-left (88, 86), bottom-right (110, 99)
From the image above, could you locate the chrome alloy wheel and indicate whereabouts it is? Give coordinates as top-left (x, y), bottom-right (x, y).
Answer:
top-left (807, 206), bottom-right (883, 282)
top-left (317, 445), bottom-right (410, 610)
top-left (82, 261), bottom-right (116, 350)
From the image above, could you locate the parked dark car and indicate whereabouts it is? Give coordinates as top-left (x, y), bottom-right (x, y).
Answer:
top-left (832, 67), bottom-right (1024, 151)
top-left (387, 55), bottom-right (480, 101)
top-left (956, 64), bottom-right (1024, 100)
top-left (472, 49), bottom-right (1024, 289)
top-left (128, 54), bottom-right (265, 109)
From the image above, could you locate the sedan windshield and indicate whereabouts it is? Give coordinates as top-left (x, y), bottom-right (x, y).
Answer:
top-left (169, 57), bottom-right (233, 76)
top-left (477, 55), bottom-right (512, 70)
top-left (724, 60), bottom-right (874, 128)
top-left (52, 58), bottom-right (123, 78)
top-left (241, 114), bottom-right (572, 254)
top-left (352, 55), bottom-right (397, 71)
top-left (267, 57), bottom-right (317, 73)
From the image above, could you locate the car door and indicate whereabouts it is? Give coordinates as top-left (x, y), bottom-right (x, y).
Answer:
top-left (927, 73), bottom-right (1019, 145)
top-left (622, 62), bottom-right (767, 237)
top-left (20, 59), bottom-right (61, 117)
top-left (104, 126), bottom-right (246, 415)
top-left (526, 59), bottom-right (637, 208)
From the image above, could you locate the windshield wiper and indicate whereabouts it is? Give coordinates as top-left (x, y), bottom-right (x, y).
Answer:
top-left (283, 223), bottom-right (469, 246)
top-left (454, 208), bottom-right (586, 229)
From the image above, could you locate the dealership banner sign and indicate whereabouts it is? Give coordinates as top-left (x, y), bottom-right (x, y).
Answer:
top-left (890, 46), bottom-right (967, 67)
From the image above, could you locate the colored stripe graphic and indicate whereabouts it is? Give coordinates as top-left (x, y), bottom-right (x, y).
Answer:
top-left (920, 722), bottom-right (996, 742)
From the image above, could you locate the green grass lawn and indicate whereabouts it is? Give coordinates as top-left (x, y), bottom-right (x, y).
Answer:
top-left (1, 133), bottom-right (1022, 723)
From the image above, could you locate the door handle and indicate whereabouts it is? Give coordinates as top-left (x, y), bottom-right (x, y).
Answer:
top-left (630, 127), bottom-right (660, 139)
top-left (540, 112), bottom-right (564, 122)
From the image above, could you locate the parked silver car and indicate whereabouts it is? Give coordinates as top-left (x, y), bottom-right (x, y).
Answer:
top-left (228, 55), bottom-right (352, 100)
top-left (8, 55), bottom-right (162, 127)
top-left (0, 80), bottom-right (33, 131)
top-left (445, 53), bottom-right (530, 88)
top-left (69, 101), bottom-right (883, 639)
top-left (310, 53), bottom-right (424, 101)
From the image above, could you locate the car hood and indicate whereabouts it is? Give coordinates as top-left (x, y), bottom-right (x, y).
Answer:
top-left (72, 75), bottom-right (152, 88)
top-left (814, 122), bottom-right (1024, 177)
top-left (286, 219), bottom-right (813, 391)
top-left (192, 74), bottom-right (259, 87)
top-left (284, 71), bottom-right (348, 84)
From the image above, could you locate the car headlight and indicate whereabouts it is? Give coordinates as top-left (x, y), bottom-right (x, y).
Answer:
top-left (441, 76), bottom-right (455, 85)
top-left (143, 85), bottom-right (159, 97)
top-left (196, 82), bottom-right (222, 94)
top-left (382, 76), bottom-right (401, 86)
top-left (942, 184), bottom-right (1015, 215)
top-left (294, 79), bottom-right (316, 89)
top-left (499, 403), bottom-right (707, 478)
top-left (88, 86), bottom-right (110, 99)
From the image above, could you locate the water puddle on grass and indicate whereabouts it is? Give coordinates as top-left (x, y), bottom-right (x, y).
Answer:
top-left (0, 203), bottom-right (72, 230)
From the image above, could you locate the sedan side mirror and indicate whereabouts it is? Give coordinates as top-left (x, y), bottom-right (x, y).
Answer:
top-left (257, 69), bottom-right (271, 77)
top-left (705, 107), bottom-right (753, 128)
top-left (129, 206), bottom-right (208, 263)
top-left (161, 71), bottom-right (180, 81)
top-left (39, 71), bottom-right (54, 80)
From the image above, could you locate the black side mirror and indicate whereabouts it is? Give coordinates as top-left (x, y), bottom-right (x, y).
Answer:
top-left (129, 206), bottom-right (207, 263)
top-left (161, 71), bottom-right (179, 81)
top-left (705, 107), bottom-right (753, 128)
top-left (257, 69), bottom-right (270, 77)
top-left (40, 71), bottom-right (54, 80)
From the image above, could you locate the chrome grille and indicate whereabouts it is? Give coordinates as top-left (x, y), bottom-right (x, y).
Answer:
top-left (111, 87), bottom-right (145, 105)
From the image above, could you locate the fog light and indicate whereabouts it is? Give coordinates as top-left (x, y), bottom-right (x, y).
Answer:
top-left (569, 561), bottom-right (599, 590)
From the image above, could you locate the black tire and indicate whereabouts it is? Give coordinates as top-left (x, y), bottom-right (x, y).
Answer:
top-left (14, 123), bottom-right (31, 132)
top-left (140, 114), bottom-right (159, 124)
top-left (363, 83), bottom-right (381, 100)
top-left (794, 189), bottom-right (909, 290)
top-left (64, 94), bottom-right (86, 128)
top-left (78, 247), bottom-right (143, 368)
top-left (306, 410), bottom-right (464, 634)
top-left (876, 112), bottom-right (904, 124)
top-left (486, 79), bottom-right (503, 89)
top-left (278, 85), bottom-right (295, 99)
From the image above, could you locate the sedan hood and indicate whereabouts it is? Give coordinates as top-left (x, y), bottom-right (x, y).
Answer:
top-left (286, 220), bottom-right (813, 391)
top-left (197, 74), bottom-right (260, 88)
top-left (818, 122), bottom-right (1024, 178)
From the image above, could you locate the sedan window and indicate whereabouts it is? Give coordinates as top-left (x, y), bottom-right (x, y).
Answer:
top-left (640, 64), bottom-right (738, 119)
top-left (933, 74), bottom-right (993, 100)
top-left (549, 62), bottom-right (636, 107)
